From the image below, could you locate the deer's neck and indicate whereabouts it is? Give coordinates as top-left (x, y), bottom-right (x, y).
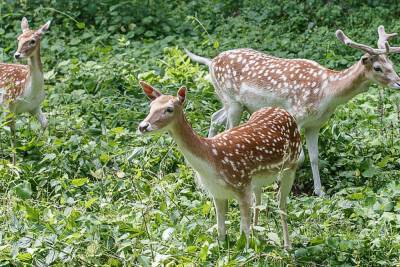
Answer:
top-left (27, 46), bottom-right (44, 90)
top-left (324, 60), bottom-right (370, 103)
top-left (169, 112), bottom-right (211, 166)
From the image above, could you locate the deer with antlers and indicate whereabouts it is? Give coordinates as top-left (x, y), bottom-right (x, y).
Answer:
top-left (0, 17), bottom-right (51, 163)
top-left (185, 26), bottom-right (400, 196)
top-left (138, 81), bottom-right (302, 249)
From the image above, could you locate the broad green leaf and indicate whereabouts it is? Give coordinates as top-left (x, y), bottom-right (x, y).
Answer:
top-left (14, 182), bottom-right (32, 199)
top-left (294, 248), bottom-right (308, 258)
top-left (45, 250), bottom-right (57, 265)
top-left (76, 22), bottom-right (86, 29)
top-left (198, 241), bottom-right (209, 262)
top-left (162, 227), bottom-right (174, 241)
top-left (71, 178), bottom-right (88, 187)
top-left (25, 205), bottom-right (40, 221)
top-left (85, 198), bottom-right (98, 208)
top-left (17, 252), bottom-right (32, 262)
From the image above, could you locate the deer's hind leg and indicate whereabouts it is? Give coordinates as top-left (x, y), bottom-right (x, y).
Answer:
top-left (226, 100), bottom-right (243, 129)
top-left (238, 187), bottom-right (252, 244)
top-left (213, 198), bottom-right (228, 240)
top-left (208, 108), bottom-right (227, 137)
top-left (253, 188), bottom-right (262, 226)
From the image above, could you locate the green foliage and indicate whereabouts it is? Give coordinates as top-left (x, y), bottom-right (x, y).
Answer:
top-left (0, 0), bottom-right (399, 265)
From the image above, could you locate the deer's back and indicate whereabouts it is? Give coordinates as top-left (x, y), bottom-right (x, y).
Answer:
top-left (207, 107), bottom-right (301, 188)
top-left (210, 49), bottom-right (330, 124)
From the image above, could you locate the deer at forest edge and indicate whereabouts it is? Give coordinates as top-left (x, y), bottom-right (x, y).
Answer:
top-left (138, 81), bottom-right (302, 249)
top-left (185, 26), bottom-right (400, 196)
top-left (0, 17), bottom-right (51, 163)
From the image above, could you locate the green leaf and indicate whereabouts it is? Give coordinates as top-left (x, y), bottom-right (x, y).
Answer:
top-left (16, 237), bottom-right (31, 248)
top-left (111, 127), bottom-right (125, 134)
top-left (71, 178), bottom-right (88, 187)
top-left (377, 156), bottom-right (393, 168)
top-left (25, 205), bottom-right (40, 221)
top-left (162, 227), bottom-right (174, 241)
top-left (236, 232), bottom-right (247, 250)
top-left (14, 182), bottom-right (32, 199)
top-left (383, 201), bottom-right (394, 212)
top-left (349, 192), bottom-right (364, 200)
top-left (85, 197), bottom-right (98, 208)
top-left (201, 202), bottom-right (211, 216)
top-left (100, 153), bottom-right (110, 163)
top-left (294, 248), bottom-right (308, 258)
top-left (107, 257), bottom-right (122, 267)
top-left (362, 165), bottom-right (378, 178)
top-left (17, 252), bottom-right (32, 262)
top-left (310, 236), bottom-right (325, 245)
top-left (70, 38), bottom-right (81, 45)
top-left (76, 22), bottom-right (86, 29)
top-left (137, 256), bottom-right (150, 267)
top-left (198, 241), bottom-right (209, 262)
top-left (45, 250), bottom-right (57, 265)
top-left (213, 40), bottom-right (219, 49)
top-left (308, 244), bottom-right (324, 254)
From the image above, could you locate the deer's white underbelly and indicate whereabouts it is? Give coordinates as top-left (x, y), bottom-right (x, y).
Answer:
top-left (234, 83), bottom-right (336, 128)
top-left (238, 84), bottom-right (287, 110)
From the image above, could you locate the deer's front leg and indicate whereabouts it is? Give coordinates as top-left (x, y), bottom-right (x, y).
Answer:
top-left (213, 198), bottom-right (228, 240)
top-left (304, 127), bottom-right (325, 197)
top-left (33, 107), bottom-right (48, 130)
top-left (8, 116), bottom-right (16, 164)
top-left (278, 169), bottom-right (296, 250)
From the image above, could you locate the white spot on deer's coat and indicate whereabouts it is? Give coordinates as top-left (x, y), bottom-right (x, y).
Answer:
top-left (212, 148), bottom-right (218, 155)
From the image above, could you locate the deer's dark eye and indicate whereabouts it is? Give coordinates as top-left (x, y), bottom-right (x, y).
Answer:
top-left (166, 107), bottom-right (174, 113)
top-left (29, 39), bottom-right (36, 45)
top-left (373, 66), bottom-right (383, 72)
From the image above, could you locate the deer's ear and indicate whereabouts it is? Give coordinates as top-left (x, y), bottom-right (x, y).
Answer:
top-left (361, 55), bottom-right (370, 65)
top-left (177, 86), bottom-right (186, 104)
top-left (37, 20), bottom-right (51, 35)
top-left (139, 81), bottom-right (162, 101)
top-left (21, 17), bottom-right (29, 32)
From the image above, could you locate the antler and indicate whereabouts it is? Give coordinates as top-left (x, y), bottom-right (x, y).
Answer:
top-left (377, 25), bottom-right (397, 49)
top-left (336, 29), bottom-right (400, 55)
top-left (336, 30), bottom-right (387, 55)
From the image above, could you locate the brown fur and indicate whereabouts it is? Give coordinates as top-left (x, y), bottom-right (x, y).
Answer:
top-left (139, 89), bottom-right (301, 189)
top-left (0, 63), bottom-right (29, 102)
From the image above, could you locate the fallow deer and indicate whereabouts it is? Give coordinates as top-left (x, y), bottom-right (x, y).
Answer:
top-left (138, 81), bottom-right (302, 249)
top-left (0, 17), bottom-right (51, 163)
top-left (185, 26), bottom-right (400, 196)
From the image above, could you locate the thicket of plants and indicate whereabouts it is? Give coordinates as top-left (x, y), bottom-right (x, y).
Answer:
top-left (0, 0), bottom-right (400, 265)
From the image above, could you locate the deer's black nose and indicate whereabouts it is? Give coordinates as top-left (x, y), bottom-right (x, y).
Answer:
top-left (14, 53), bottom-right (21, 59)
top-left (138, 121), bottom-right (150, 133)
